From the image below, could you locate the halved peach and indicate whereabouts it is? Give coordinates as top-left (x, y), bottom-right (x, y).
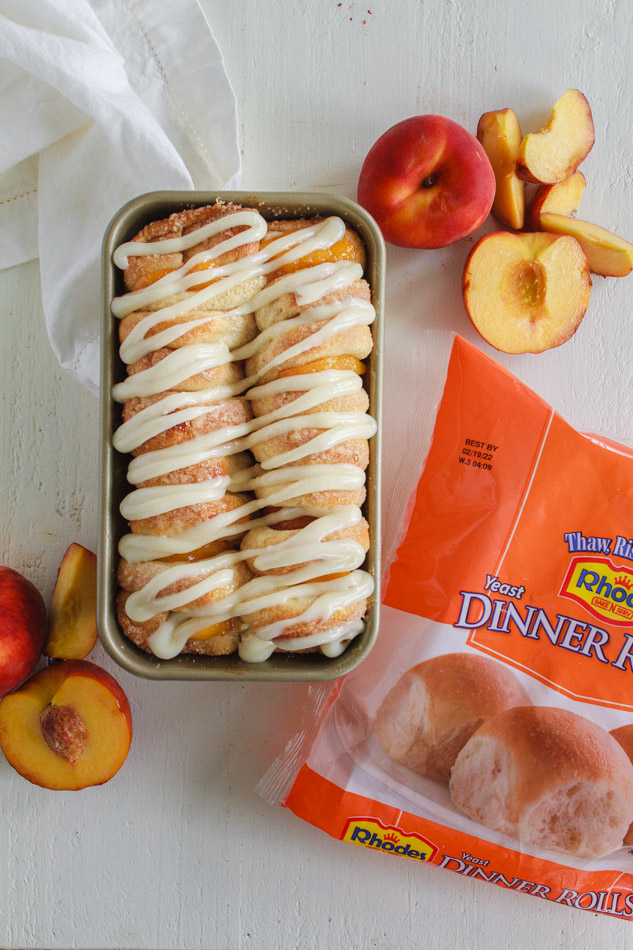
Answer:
top-left (539, 213), bottom-right (633, 277)
top-left (0, 660), bottom-right (132, 790)
top-left (463, 231), bottom-right (591, 353)
top-left (525, 171), bottom-right (586, 231)
top-left (517, 90), bottom-right (594, 184)
top-left (45, 543), bottom-right (98, 660)
top-left (477, 108), bottom-right (525, 229)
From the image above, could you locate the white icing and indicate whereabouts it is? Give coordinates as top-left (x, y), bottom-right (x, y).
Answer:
top-left (112, 392), bottom-right (236, 455)
top-left (147, 571), bottom-right (373, 661)
top-left (112, 209), bottom-right (376, 661)
top-left (273, 619), bottom-right (365, 655)
top-left (126, 565), bottom-right (235, 621)
top-left (239, 620), bottom-right (365, 662)
top-left (119, 475), bottom-right (231, 522)
top-left (237, 634), bottom-right (276, 663)
top-left (146, 615), bottom-right (189, 660)
top-left (113, 343), bottom-right (232, 401)
top-left (120, 369), bottom-right (365, 485)
top-left (113, 210), bottom-right (267, 269)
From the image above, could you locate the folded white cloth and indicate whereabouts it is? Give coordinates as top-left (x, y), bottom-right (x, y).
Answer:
top-left (0, 0), bottom-right (241, 394)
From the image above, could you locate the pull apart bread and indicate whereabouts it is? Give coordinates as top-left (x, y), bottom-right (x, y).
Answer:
top-left (110, 202), bottom-right (376, 662)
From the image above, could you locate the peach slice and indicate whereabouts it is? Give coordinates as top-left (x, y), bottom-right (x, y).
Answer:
top-left (133, 266), bottom-right (176, 290)
top-left (524, 171), bottom-right (586, 231)
top-left (160, 538), bottom-right (235, 564)
top-left (477, 108), bottom-right (525, 229)
top-left (463, 231), bottom-right (591, 354)
top-left (539, 213), bottom-right (633, 277)
top-left (0, 659), bottom-right (132, 790)
top-left (270, 238), bottom-right (359, 275)
top-left (45, 543), bottom-right (98, 660)
top-left (516, 90), bottom-right (594, 184)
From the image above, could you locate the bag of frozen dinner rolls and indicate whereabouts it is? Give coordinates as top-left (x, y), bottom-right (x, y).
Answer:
top-left (259, 334), bottom-right (633, 919)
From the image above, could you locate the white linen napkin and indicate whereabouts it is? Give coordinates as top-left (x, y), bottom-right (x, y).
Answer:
top-left (0, 0), bottom-right (241, 394)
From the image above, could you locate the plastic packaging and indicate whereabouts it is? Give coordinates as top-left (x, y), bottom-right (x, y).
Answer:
top-left (260, 334), bottom-right (633, 919)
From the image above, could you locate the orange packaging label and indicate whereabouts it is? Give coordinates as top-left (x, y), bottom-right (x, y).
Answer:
top-left (280, 336), bottom-right (633, 920)
top-left (385, 337), bottom-right (633, 711)
top-left (285, 765), bottom-right (633, 919)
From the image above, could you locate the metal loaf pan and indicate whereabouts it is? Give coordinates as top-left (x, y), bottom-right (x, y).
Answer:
top-left (98, 191), bottom-right (383, 681)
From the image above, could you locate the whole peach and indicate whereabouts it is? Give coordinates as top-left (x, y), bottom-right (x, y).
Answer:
top-left (357, 115), bottom-right (496, 249)
top-left (0, 566), bottom-right (47, 697)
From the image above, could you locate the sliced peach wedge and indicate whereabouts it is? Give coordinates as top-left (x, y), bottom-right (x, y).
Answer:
top-left (524, 171), bottom-right (586, 231)
top-left (0, 660), bottom-right (132, 790)
top-left (517, 89), bottom-right (595, 184)
top-left (539, 213), bottom-right (633, 277)
top-left (477, 108), bottom-right (525, 229)
top-left (463, 231), bottom-right (591, 354)
top-left (45, 543), bottom-right (98, 660)
top-left (277, 355), bottom-right (367, 378)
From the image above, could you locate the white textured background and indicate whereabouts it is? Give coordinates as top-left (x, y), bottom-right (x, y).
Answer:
top-left (2, 0), bottom-right (633, 948)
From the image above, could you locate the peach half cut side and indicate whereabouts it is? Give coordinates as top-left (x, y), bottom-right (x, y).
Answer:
top-left (477, 108), bottom-right (525, 229)
top-left (0, 660), bottom-right (132, 790)
top-left (44, 543), bottom-right (98, 660)
top-left (539, 213), bottom-right (633, 277)
top-left (524, 171), bottom-right (586, 231)
top-left (516, 89), bottom-right (595, 184)
top-left (463, 231), bottom-right (591, 354)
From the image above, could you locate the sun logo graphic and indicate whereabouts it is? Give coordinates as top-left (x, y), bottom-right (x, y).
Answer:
top-left (341, 817), bottom-right (437, 862)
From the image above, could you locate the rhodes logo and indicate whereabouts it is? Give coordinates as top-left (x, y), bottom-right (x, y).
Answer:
top-left (561, 557), bottom-right (633, 626)
top-left (341, 817), bottom-right (437, 862)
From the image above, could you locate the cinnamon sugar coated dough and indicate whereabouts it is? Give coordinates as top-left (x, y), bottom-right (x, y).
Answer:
top-left (110, 202), bottom-right (376, 661)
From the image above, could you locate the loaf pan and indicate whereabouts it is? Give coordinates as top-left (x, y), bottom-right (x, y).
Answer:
top-left (98, 191), bottom-right (383, 681)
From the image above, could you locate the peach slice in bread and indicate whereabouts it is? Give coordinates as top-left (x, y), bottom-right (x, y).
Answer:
top-left (0, 660), bottom-right (132, 790)
top-left (463, 231), bottom-right (591, 354)
top-left (477, 108), bottom-right (525, 229)
top-left (539, 213), bottom-right (633, 277)
top-left (524, 171), bottom-right (586, 231)
top-left (265, 225), bottom-right (366, 277)
top-left (44, 543), bottom-right (98, 660)
top-left (516, 90), bottom-right (594, 184)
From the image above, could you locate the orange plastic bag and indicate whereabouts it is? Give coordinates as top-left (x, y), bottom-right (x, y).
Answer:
top-left (260, 336), bottom-right (633, 919)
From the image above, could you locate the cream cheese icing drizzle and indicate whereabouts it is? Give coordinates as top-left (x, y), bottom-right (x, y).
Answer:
top-left (112, 208), bottom-right (376, 660)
